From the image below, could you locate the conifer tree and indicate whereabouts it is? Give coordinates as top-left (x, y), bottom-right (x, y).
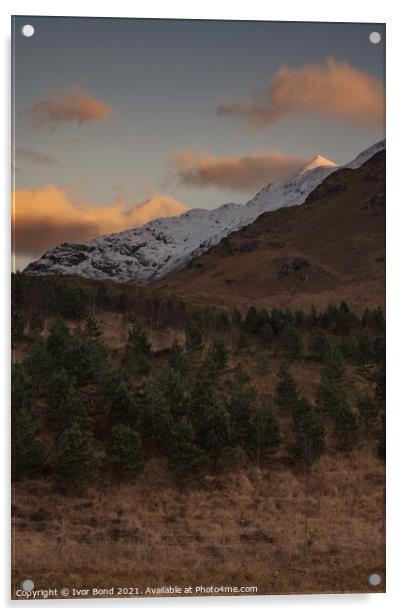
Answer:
top-left (12, 364), bottom-right (44, 479)
top-left (168, 417), bottom-right (208, 486)
top-left (283, 325), bottom-right (303, 360)
top-left (228, 365), bottom-right (257, 444)
top-left (185, 321), bottom-right (204, 354)
top-left (107, 424), bottom-right (144, 481)
top-left (275, 361), bottom-right (299, 414)
top-left (289, 396), bottom-right (326, 468)
top-left (53, 421), bottom-right (96, 494)
top-left (247, 403), bottom-right (282, 466)
top-left (122, 324), bottom-right (152, 378)
top-left (333, 399), bottom-right (360, 450)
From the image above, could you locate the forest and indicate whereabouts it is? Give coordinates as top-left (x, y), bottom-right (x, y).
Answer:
top-left (11, 273), bottom-right (386, 495)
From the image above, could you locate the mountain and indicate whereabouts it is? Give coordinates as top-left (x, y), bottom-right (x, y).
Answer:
top-left (24, 140), bottom-right (385, 284)
top-left (154, 148), bottom-right (385, 311)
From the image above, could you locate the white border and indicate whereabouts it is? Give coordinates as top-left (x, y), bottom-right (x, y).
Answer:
top-left (1, 1), bottom-right (401, 614)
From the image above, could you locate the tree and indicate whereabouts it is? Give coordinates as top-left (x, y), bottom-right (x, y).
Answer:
top-left (289, 396), bottom-right (326, 469)
top-left (168, 340), bottom-right (188, 374)
top-left (275, 362), bottom-right (299, 414)
top-left (357, 329), bottom-right (373, 365)
top-left (46, 318), bottom-right (71, 369)
top-left (244, 307), bottom-right (260, 335)
top-left (283, 325), bottom-right (303, 360)
top-left (236, 332), bottom-right (249, 353)
top-left (28, 313), bottom-right (44, 338)
top-left (168, 417), bottom-right (209, 486)
top-left (107, 424), bottom-right (144, 481)
top-left (53, 421), bottom-right (96, 494)
top-left (203, 339), bottom-right (229, 379)
top-left (315, 339), bottom-right (348, 417)
top-left (105, 371), bottom-right (140, 428)
top-left (46, 369), bottom-right (84, 430)
top-left (84, 316), bottom-right (102, 340)
top-left (12, 364), bottom-right (44, 480)
top-left (247, 403), bottom-right (282, 466)
top-left (12, 310), bottom-right (25, 342)
top-left (196, 398), bottom-right (231, 465)
top-left (140, 383), bottom-right (175, 452)
top-left (122, 324), bottom-right (152, 379)
top-left (185, 321), bottom-right (204, 354)
top-left (309, 328), bottom-right (332, 361)
top-left (333, 399), bottom-right (360, 450)
top-left (23, 339), bottom-right (51, 395)
top-left (228, 366), bottom-right (257, 444)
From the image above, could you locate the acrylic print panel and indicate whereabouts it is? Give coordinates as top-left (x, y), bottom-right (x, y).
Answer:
top-left (11, 16), bottom-right (385, 600)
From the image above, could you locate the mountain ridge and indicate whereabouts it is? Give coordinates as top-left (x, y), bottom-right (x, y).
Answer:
top-left (24, 139), bottom-right (385, 284)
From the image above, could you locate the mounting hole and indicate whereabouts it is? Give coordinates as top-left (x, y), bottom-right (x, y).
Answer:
top-left (21, 24), bottom-right (35, 38)
top-left (369, 32), bottom-right (381, 45)
top-left (21, 579), bottom-right (35, 592)
top-left (368, 573), bottom-right (381, 586)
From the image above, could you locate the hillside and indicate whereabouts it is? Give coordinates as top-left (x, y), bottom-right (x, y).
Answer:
top-left (23, 141), bottom-right (384, 285)
top-left (154, 150), bottom-right (385, 312)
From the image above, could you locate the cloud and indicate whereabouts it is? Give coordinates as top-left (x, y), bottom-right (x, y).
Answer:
top-left (29, 85), bottom-right (112, 127)
top-left (217, 57), bottom-right (384, 129)
top-left (12, 186), bottom-right (187, 257)
top-left (171, 150), bottom-right (306, 191)
top-left (16, 148), bottom-right (59, 165)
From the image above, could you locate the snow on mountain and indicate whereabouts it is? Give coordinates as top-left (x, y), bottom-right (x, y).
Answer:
top-left (24, 140), bottom-right (385, 284)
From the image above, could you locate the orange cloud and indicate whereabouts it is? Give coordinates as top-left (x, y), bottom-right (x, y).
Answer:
top-left (30, 85), bottom-right (112, 126)
top-left (12, 186), bottom-right (187, 257)
top-left (171, 150), bottom-right (306, 190)
top-left (217, 57), bottom-right (384, 129)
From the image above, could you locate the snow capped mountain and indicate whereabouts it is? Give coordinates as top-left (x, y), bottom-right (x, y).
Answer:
top-left (24, 140), bottom-right (385, 284)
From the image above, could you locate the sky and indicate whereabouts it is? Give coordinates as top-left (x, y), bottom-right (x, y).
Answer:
top-left (12, 17), bottom-right (385, 269)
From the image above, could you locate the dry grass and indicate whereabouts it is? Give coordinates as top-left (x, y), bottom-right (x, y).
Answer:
top-left (12, 449), bottom-right (385, 598)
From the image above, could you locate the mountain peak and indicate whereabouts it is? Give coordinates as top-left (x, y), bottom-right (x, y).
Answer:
top-left (300, 155), bottom-right (337, 173)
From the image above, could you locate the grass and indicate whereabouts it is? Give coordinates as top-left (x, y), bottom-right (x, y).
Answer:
top-left (12, 447), bottom-right (385, 598)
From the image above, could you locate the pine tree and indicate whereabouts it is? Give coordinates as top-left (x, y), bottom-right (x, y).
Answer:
top-left (106, 371), bottom-right (139, 428)
top-left (122, 324), bottom-right (152, 379)
top-left (107, 424), bottom-right (144, 481)
top-left (46, 370), bottom-right (84, 431)
top-left (247, 403), bottom-right (282, 466)
top-left (203, 338), bottom-right (229, 378)
top-left (289, 396), bottom-right (326, 469)
top-left (236, 332), bottom-right (249, 353)
top-left (168, 417), bottom-right (208, 486)
top-left (185, 321), bottom-right (204, 354)
top-left (283, 325), bottom-right (303, 360)
top-left (84, 316), bottom-right (102, 340)
top-left (28, 313), bottom-right (44, 338)
top-left (12, 364), bottom-right (44, 480)
top-left (12, 310), bottom-right (25, 342)
top-left (46, 318), bottom-right (71, 369)
top-left (141, 383), bottom-right (175, 451)
top-left (228, 366), bottom-right (257, 445)
top-left (244, 307), bottom-right (260, 334)
top-left (309, 328), bottom-right (332, 361)
top-left (196, 397), bottom-right (231, 462)
top-left (168, 340), bottom-right (188, 374)
top-left (53, 421), bottom-right (96, 494)
top-left (275, 361), bottom-right (299, 414)
top-left (333, 399), bottom-right (360, 450)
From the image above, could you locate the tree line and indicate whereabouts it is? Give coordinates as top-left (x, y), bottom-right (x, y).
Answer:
top-left (12, 307), bottom-right (385, 494)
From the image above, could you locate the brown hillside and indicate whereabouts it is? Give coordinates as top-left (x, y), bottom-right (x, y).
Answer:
top-left (154, 151), bottom-right (385, 312)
